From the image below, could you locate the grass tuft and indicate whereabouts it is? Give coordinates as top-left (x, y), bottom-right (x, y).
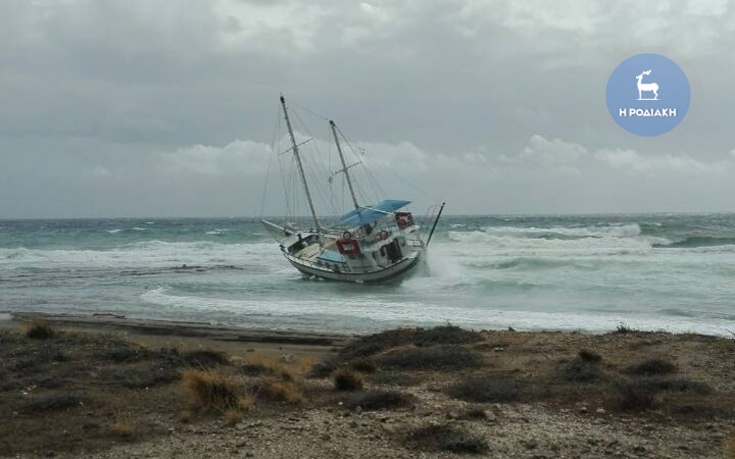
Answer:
top-left (343, 390), bottom-right (413, 411)
top-left (377, 345), bottom-right (483, 371)
top-left (225, 409), bottom-right (244, 426)
top-left (23, 321), bottom-right (56, 340)
top-left (333, 369), bottom-right (364, 391)
top-left (406, 424), bottom-right (489, 454)
top-left (624, 358), bottom-right (677, 376)
top-left (182, 369), bottom-right (237, 412)
top-left (447, 376), bottom-right (524, 403)
top-left (578, 349), bottom-right (602, 363)
top-left (112, 422), bottom-right (133, 439)
top-left (23, 393), bottom-right (83, 413)
top-left (558, 357), bottom-right (602, 383)
top-left (256, 379), bottom-right (303, 404)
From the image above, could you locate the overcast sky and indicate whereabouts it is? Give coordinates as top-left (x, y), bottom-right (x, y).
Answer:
top-left (1, 0), bottom-right (734, 218)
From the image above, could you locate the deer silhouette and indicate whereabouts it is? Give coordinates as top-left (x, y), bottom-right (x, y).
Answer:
top-left (636, 70), bottom-right (659, 100)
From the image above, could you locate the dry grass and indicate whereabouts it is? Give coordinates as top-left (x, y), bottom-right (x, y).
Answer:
top-left (447, 376), bottom-right (525, 403)
top-left (343, 390), bottom-right (413, 411)
top-left (112, 422), bottom-right (133, 439)
top-left (406, 423), bottom-right (489, 454)
top-left (182, 369), bottom-right (237, 411)
top-left (333, 369), bottom-right (365, 391)
top-left (179, 409), bottom-right (192, 423)
top-left (726, 432), bottom-right (735, 459)
top-left (23, 321), bottom-right (57, 340)
top-left (257, 379), bottom-right (304, 404)
top-left (224, 409), bottom-right (244, 426)
top-left (377, 345), bottom-right (483, 371)
top-left (237, 394), bottom-right (256, 412)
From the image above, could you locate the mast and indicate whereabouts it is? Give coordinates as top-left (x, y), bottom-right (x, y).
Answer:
top-left (426, 202), bottom-right (446, 247)
top-left (280, 95), bottom-right (321, 233)
top-left (330, 120), bottom-right (359, 210)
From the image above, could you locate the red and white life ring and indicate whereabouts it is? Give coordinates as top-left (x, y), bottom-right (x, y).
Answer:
top-left (379, 230), bottom-right (389, 240)
top-left (342, 231), bottom-right (353, 240)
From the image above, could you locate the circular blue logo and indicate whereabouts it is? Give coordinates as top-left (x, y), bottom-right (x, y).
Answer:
top-left (606, 53), bottom-right (690, 137)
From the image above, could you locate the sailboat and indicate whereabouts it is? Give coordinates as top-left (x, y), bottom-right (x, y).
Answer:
top-left (260, 96), bottom-right (445, 284)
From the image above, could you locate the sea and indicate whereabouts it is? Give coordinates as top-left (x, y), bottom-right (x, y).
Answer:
top-left (1, 214), bottom-right (734, 336)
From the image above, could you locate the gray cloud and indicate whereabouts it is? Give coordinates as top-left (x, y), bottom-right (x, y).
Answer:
top-left (1, 0), bottom-right (734, 217)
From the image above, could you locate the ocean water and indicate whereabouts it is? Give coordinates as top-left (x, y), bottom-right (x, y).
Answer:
top-left (1, 214), bottom-right (734, 336)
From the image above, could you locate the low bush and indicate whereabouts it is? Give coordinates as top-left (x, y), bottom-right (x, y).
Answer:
top-left (23, 393), bottom-right (83, 413)
top-left (23, 322), bottom-right (56, 340)
top-left (406, 424), bottom-right (489, 454)
top-left (108, 365), bottom-right (180, 389)
top-left (182, 369), bottom-right (238, 411)
top-left (558, 357), bottom-right (602, 383)
top-left (343, 390), bottom-right (413, 411)
top-left (615, 378), bottom-right (658, 411)
top-left (112, 422), bottom-right (133, 438)
top-left (181, 349), bottom-right (229, 368)
top-left (624, 358), bottom-right (677, 376)
top-left (446, 376), bottom-right (524, 403)
top-left (412, 325), bottom-right (483, 347)
top-left (256, 379), bottom-right (303, 404)
top-left (349, 358), bottom-right (377, 374)
top-left (377, 345), bottom-right (483, 371)
top-left (333, 369), bottom-right (364, 391)
top-left (577, 349), bottom-right (602, 363)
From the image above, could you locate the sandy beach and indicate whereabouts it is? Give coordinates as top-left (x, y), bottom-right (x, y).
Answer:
top-left (1, 313), bottom-right (734, 459)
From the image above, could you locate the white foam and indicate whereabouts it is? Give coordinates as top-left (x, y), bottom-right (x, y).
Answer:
top-left (0, 241), bottom-right (280, 270)
top-left (140, 287), bottom-right (735, 337)
top-left (107, 229), bottom-right (122, 234)
top-left (480, 223), bottom-right (642, 239)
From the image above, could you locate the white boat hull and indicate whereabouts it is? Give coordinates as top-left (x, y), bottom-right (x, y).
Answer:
top-left (284, 251), bottom-right (423, 284)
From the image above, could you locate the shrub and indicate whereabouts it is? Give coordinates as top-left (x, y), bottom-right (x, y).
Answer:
top-left (182, 349), bottom-right (229, 367)
top-left (578, 349), bottom-right (602, 363)
top-left (558, 357), bottom-right (602, 383)
top-left (377, 345), bottom-right (483, 371)
top-left (101, 346), bottom-right (150, 363)
top-left (237, 394), bottom-right (256, 412)
top-left (182, 369), bottom-right (237, 411)
top-left (447, 376), bottom-right (523, 403)
top-left (726, 432), bottom-right (735, 459)
top-left (109, 366), bottom-right (180, 389)
top-left (112, 422), bottom-right (133, 438)
top-left (333, 369), bottom-right (364, 391)
top-left (225, 410), bottom-right (244, 426)
top-left (256, 379), bottom-right (303, 404)
top-left (615, 378), bottom-right (657, 411)
top-left (349, 358), bottom-right (377, 374)
top-left (308, 356), bottom-right (340, 378)
top-left (461, 406), bottom-right (488, 420)
top-left (339, 328), bottom-right (416, 360)
top-left (23, 393), bottom-right (83, 413)
top-left (343, 390), bottom-right (413, 411)
top-left (633, 376), bottom-right (711, 395)
top-left (407, 424), bottom-right (489, 454)
top-left (624, 358), bottom-right (677, 376)
top-left (413, 325), bottom-right (483, 346)
top-left (614, 324), bottom-right (635, 334)
top-left (24, 321), bottom-right (56, 340)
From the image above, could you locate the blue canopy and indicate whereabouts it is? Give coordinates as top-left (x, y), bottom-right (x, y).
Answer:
top-left (340, 199), bottom-right (411, 227)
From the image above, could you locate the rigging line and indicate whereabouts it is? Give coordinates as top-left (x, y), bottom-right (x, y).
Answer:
top-left (333, 125), bottom-right (385, 203)
top-left (336, 124), bottom-right (432, 200)
top-left (292, 110), bottom-right (342, 217)
top-left (259, 104), bottom-right (282, 218)
top-left (288, 98), bottom-right (331, 122)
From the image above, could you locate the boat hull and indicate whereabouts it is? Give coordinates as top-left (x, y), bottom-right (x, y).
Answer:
top-left (284, 252), bottom-right (423, 284)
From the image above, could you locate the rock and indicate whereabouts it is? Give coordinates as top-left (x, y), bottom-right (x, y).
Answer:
top-left (355, 405), bottom-right (363, 414)
top-left (633, 445), bottom-right (646, 453)
top-left (579, 406), bottom-right (588, 413)
top-left (493, 347), bottom-right (505, 352)
top-left (596, 408), bottom-right (606, 414)
top-left (508, 326), bottom-right (516, 332)
top-left (446, 411), bottom-right (460, 420)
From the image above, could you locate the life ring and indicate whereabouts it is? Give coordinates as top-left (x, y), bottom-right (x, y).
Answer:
top-left (342, 231), bottom-right (353, 240)
top-left (379, 230), bottom-right (389, 240)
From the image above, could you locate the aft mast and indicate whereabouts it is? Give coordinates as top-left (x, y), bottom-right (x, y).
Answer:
top-left (330, 120), bottom-right (360, 210)
top-left (280, 95), bottom-right (322, 233)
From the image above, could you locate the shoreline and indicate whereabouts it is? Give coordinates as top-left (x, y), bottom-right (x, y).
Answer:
top-left (5, 311), bottom-right (354, 347)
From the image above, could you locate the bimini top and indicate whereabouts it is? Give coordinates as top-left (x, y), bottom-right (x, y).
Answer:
top-left (340, 199), bottom-right (411, 227)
